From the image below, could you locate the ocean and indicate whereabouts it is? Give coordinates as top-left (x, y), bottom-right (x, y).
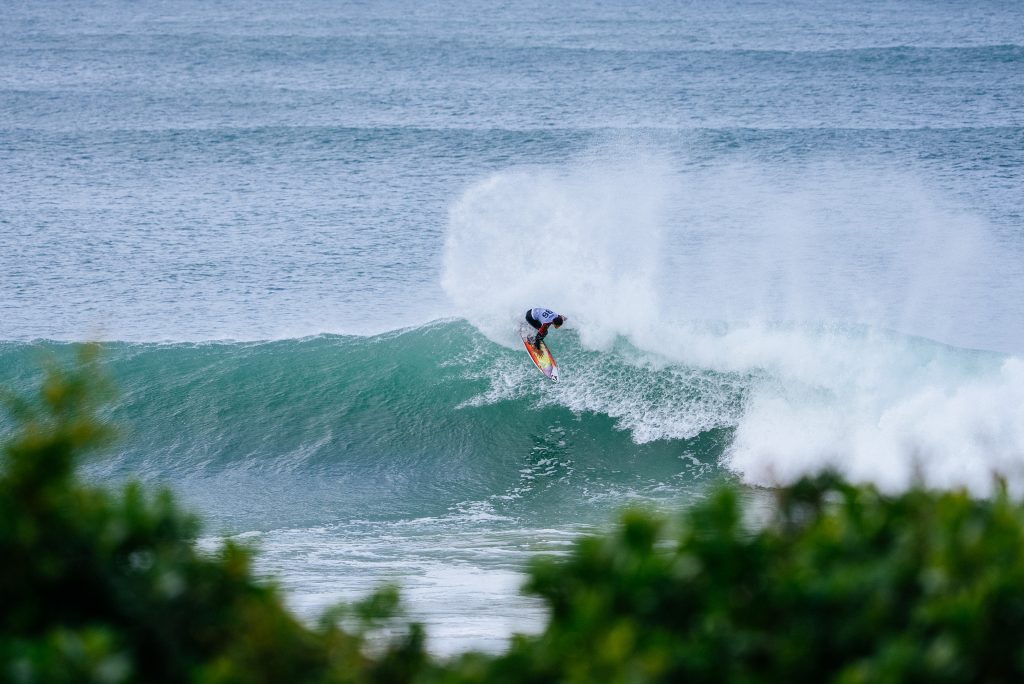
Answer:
top-left (2, 0), bottom-right (1023, 654)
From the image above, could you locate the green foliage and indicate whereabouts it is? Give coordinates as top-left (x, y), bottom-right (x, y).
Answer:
top-left (6, 351), bottom-right (1024, 683)
top-left (454, 473), bottom-right (1024, 684)
top-left (0, 349), bottom-right (427, 684)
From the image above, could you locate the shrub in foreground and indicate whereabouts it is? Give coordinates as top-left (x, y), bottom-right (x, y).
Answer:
top-left (0, 350), bottom-right (426, 683)
top-left (461, 476), bottom-right (1024, 683)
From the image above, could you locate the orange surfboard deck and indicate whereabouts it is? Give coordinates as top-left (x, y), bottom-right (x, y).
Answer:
top-left (521, 328), bottom-right (559, 382)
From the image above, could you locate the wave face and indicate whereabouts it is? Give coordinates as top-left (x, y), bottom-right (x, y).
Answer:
top-left (0, 327), bottom-right (731, 529)
top-left (4, 317), bottom-right (1023, 530)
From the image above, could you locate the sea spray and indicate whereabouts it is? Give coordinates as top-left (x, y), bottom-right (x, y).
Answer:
top-left (442, 152), bottom-right (672, 349)
top-left (442, 149), bottom-right (1024, 494)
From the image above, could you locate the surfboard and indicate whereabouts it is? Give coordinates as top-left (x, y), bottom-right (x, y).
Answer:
top-left (520, 326), bottom-right (559, 382)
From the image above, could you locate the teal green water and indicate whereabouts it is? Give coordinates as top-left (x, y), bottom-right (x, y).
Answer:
top-left (1, 325), bottom-right (738, 652)
top-left (0, 324), bottom-right (734, 529)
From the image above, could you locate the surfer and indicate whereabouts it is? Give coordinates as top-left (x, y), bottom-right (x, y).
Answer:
top-left (525, 308), bottom-right (567, 351)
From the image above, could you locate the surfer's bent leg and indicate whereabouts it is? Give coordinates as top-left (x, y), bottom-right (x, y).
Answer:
top-left (525, 310), bottom-right (541, 330)
top-left (534, 324), bottom-right (548, 349)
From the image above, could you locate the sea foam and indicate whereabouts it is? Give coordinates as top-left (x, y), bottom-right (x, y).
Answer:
top-left (443, 147), bottom-right (1024, 494)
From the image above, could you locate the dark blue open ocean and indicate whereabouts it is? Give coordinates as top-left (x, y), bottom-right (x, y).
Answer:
top-left (2, 0), bottom-right (1023, 653)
